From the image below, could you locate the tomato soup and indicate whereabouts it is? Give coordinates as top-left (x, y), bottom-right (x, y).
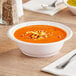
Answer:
top-left (14, 25), bottom-right (67, 43)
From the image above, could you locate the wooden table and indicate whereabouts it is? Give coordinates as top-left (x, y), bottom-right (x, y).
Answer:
top-left (0, 0), bottom-right (76, 76)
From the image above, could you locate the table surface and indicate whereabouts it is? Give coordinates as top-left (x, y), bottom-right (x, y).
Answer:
top-left (0, 0), bottom-right (76, 76)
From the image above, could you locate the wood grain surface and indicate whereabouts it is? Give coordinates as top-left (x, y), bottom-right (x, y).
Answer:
top-left (0, 0), bottom-right (76, 76)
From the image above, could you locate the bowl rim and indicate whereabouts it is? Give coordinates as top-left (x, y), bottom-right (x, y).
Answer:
top-left (8, 21), bottom-right (73, 45)
top-left (64, 0), bottom-right (76, 9)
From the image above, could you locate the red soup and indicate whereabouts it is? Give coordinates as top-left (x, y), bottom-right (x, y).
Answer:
top-left (14, 25), bottom-right (67, 43)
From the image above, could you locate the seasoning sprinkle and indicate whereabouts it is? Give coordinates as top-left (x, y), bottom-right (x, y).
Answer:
top-left (58, 36), bottom-right (61, 38)
top-left (22, 30), bottom-right (48, 40)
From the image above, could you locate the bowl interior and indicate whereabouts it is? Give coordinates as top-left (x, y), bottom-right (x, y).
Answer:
top-left (64, 0), bottom-right (76, 8)
top-left (8, 21), bottom-right (73, 45)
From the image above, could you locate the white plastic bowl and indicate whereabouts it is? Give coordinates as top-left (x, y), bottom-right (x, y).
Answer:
top-left (8, 21), bottom-right (73, 57)
top-left (64, 0), bottom-right (76, 15)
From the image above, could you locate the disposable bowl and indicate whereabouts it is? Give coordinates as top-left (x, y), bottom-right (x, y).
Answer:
top-left (8, 21), bottom-right (73, 57)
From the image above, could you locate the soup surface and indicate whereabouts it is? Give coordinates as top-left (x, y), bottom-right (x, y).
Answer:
top-left (14, 25), bottom-right (67, 43)
top-left (67, 0), bottom-right (76, 6)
